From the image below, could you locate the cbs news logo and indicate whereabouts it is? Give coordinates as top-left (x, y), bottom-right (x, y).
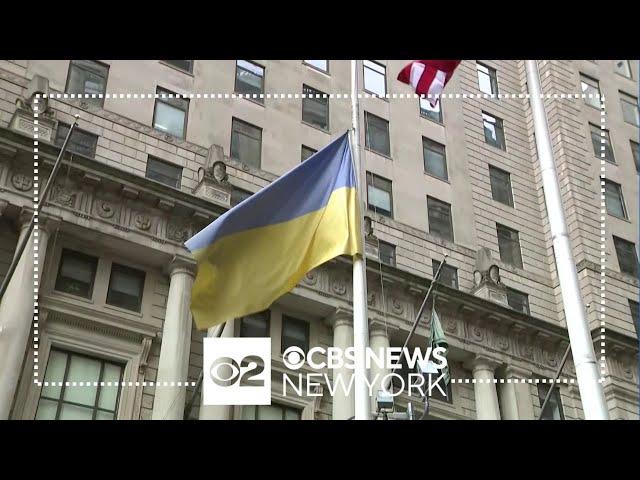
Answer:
top-left (202, 337), bottom-right (272, 406)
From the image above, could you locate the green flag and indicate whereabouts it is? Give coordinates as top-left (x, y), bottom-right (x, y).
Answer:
top-left (430, 308), bottom-right (449, 386)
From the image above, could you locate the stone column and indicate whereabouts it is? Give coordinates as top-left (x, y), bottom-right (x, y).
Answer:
top-left (199, 320), bottom-right (235, 420)
top-left (325, 309), bottom-right (354, 420)
top-left (152, 256), bottom-right (196, 420)
top-left (471, 355), bottom-right (501, 420)
top-left (369, 322), bottom-right (390, 415)
top-left (0, 212), bottom-right (55, 420)
top-left (498, 366), bottom-right (535, 420)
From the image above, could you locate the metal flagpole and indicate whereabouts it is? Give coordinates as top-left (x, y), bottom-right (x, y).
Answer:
top-left (350, 59), bottom-right (372, 420)
top-left (525, 60), bottom-right (609, 419)
top-left (0, 114), bottom-right (80, 303)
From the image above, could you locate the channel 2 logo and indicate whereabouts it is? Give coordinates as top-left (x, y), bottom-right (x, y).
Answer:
top-left (202, 337), bottom-right (271, 405)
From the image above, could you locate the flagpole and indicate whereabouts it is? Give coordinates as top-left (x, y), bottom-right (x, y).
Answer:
top-left (525, 60), bottom-right (609, 420)
top-left (350, 59), bottom-right (372, 420)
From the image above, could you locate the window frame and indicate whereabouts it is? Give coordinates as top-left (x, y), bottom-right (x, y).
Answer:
top-left (422, 137), bottom-right (448, 181)
top-left (496, 223), bottom-right (524, 269)
top-left (35, 348), bottom-right (125, 420)
top-left (230, 117), bottom-right (263, 169)
top-left (537, 383), bottom-right (565, 420)
top-left (161, 60), bottom-right (194, 74)
top-left (301, 145), bottom-right (317, 162)
top-left (303, 60), bottom-right (329, 74)
top-left (234, 60), bottom-right (265, 104)
top-left (619, 91), bottom-right (639, 127)
top-left (65, 60), bottom-right (109, 107)
top-left (476, 62), bottom-right (499, 96)
top-left (145, 155), bottom-right (183, 189)
top-left (506, 287), bottom-right (530, 315)
top-left (105, 262), bottom-right (146, 313)
top-left (363, 60), bottom-right (387, 97)
top-left (281, 315), bottom-right (310, 354)
top-left (152, 87), bottom-right (189, 140)
top-left (366, 172), bottom-right (394, 218)
top-left (613, 236), bottom-right (638, 278)
top-left (378, 241), bottom-right (396, 267)
top-left (604, 180), bottom-right (628, 220)
top-left (54, 122), bottom-right (98, 159)
top-left (419, 97), bottom-right (443, 124)
top-left (489, 165), bottom-right (514, 207)
top-left (432, 259), bottom-right (459, 289)
top-left (54, 248), bottom-right (99, 299)
top-left (302, 84), bottom-right (330, 131)
top-left (427, 196), bottom-right (454, 242)
top-left (241, 402), bottom-right (302, 420)
top-left (364, 111), bottom-right (391, 157)
top-left (589, 123), bottom-right (616, 163)
top-left (614, 60), bottom-right (633, 79)
top-left (580, 73), bottom-right (602, 109)
top-left (629, 299), bottom-right (639, 336)
top-left (231, 187), bottom-right (253, 207)
top-left (630, 141), bottom-right (639, 174)
top-left (240, 311), bottom-right (271, 338)
top-left (482, 111), bottom-right (506, 150)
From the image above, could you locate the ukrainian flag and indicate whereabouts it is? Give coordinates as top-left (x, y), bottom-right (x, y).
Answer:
top-left (185, 132), bottom-right (362, 330)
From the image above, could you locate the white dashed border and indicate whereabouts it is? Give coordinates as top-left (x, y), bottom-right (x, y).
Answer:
top-left (31, 92), bottom-right (606, 389)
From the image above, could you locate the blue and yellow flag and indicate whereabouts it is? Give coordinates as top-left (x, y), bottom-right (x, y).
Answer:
top-left (185, 132), bottom-right (362, 330)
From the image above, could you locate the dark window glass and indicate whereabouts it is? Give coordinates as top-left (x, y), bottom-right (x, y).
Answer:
top-left (537, 383), bottom-right (564, 420)
top-left (423, 138), bottom-right (447, 180)
top-left (427, 197), bottom-right (453, 242)
top-left (365, 112), bottom-right (390, 156)
top-left (281, 316), bottom-right (310, 353)
top-left (489, 165), bottom-right (514, 207)
top-left (65, 60), bottom-right (109, 106)
top-left (302, 85), bottom-right (329, 130)
top-left (55, 123), bottom-right (98, 158)
top-left (589, 123), bottom-right (615, 163)
top-left (497, 224), bottom-right (523, 268)
top-left (613, 237), bottom-right (638, 277)
top-left (240, 311), bottom-right (270, 337)
top-left (146, 156), bottom-right (182, 189)
top-left (301, 145), bottom-right (317, 162)
top-left (367, 172), bottom-right (393, 218)
top-left (379, 241), bottom-right (396, 267)
top-left (153, 87), bottom-right (189, 139)
top-left (231, 118), bottom-right (262, 168)
top-left (54, 249), bottom-right (98, 299)
top-left (106, 263), bottom-right (146, 312)
top-left (482, 112), bottom-right (506, 150)
top-left (162, 60), bottom-right (193, 73)
top-left (235, 60), bottom-right (265, 103)
top-left (432, 260), bottom-right (458, 289)
top-left (506, 287), bottom-right (530, 315)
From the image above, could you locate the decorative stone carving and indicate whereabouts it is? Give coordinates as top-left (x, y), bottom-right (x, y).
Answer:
top-left (470, 247), bottom-right (508, 306)
top-left (303, 270), bottom-right (318, 286)
top-left (167, 222), bottom-right (190, 243)
top-left (470, 324), bottom-right (484, 343)
top-left (444, 317), bottom-right (457, 334)
top-left (332, 278), bottom-right (347, 296)
top-left (10, 75), bottom-right (56, 141)
top-left (11, 172), bottom-right (33, 191)
top-left (95, 199), bottom-right (116, 219)
top-left (134, 213), bottom-right (152, 231)
top-left (496, 334), bottom-right (509, 351)
top-left (50, 185), bottom-right (76, 207)
top-left (364, 216), bottom-right (374, 237)
top-left (543, 350), bottom-right (557, 368)
top-left (193, 145), bottom-right (232, 207)
top-left (390, 297), bottom-right (404, 315)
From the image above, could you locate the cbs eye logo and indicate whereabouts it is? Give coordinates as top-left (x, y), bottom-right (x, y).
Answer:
top-left (209, 355), bottom-right (265, 387)
top-left (282, 346), bottom-right (306, 370)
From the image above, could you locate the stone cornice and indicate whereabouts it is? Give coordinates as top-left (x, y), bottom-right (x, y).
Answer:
top-left (577, 259), bottom-right (639, 287)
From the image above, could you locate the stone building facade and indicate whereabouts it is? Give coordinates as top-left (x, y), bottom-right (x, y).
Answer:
top-left (0, 59), bottom-right (637, 420)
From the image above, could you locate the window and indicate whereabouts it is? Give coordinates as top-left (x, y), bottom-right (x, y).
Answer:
top-left (146, 156), bottom-right (182, 189)
top-left (162, 60), bottom-right (193, 73)
top-left (423, 138), bottom-right (447, 180)
top-left (242, 403), bottom-right (301, 420)
top-left (537, 383), bottom-right (564, 420)
top-left (629, 300), bottom-right (638, 336)
top-left (235, 60), bottom-right (265, 102)
top-left (489, 165), bottom-right (514, 207)
top-left (379, 241), bottom-right (396, 267)
top-left (506, 287), bottom-right (530, 315)
top-left (604, 180), bottom-right (627, 219)
top-left (631, 141), bottom-right (639, 173)
top-left (36, 349), bottom-right (123, 420)
top-left (231, 188), bottom-right (253, 207)
top-left (589, 124), bottom-right (615, 163)
top-left (580, 74), bottom-right (601, 108)
top-left (363, 60), bottom-right (386, 97)
top-left (54, 249), bottom-right (98, 299)
top-left (366, 173), bottom-right (393, 218)
top-left (614, 60), bottom-right (632, 78)
top-left (153, 88), bottom-right (189, 139)
top-left (54, 123), bottom-right (98, 158)
top-left (419, 97), bottom-right (443, 123)
top-left (365, 112), bottom-right (390, 156)
top-left (301, 145), bottom-right (317, 162)
top-left (496, 224), bottom-right (523, 268)
top-left (106, 263), bottom-right (145, 312)
top-left (302, 85), bottom-right (329, 131)
top-left (281, 315), bottom-right (310, 354)
top-left (477, 62), bottom-right (499, 95)
top-left (482, 112), bottom-right (506, 150)
top-left (304, 60), bottom-right (328, 73)
top-left (231, 118), bottom-right (262, 168)
top-left (432, 260), bottom-right (458, 289)
top-left (427, 197), bottom-right (454, 242)
top-left (65, 60), bottom-right (109, 106)
top-left (240, 311), bottom-right (270, 337)
top-left (613, 237), bottom-right (638, 277)
top-left (620, 92), bottom-right (639, 126)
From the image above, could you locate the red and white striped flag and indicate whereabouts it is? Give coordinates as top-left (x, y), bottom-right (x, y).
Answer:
top-left (397, 60), bottom-right (461, 107)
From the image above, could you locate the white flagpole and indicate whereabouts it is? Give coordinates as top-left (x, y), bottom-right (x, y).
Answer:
top-left (525, 60), bottom-right (609, 419)
top-left (350, 59), bottom-right (372, 420)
